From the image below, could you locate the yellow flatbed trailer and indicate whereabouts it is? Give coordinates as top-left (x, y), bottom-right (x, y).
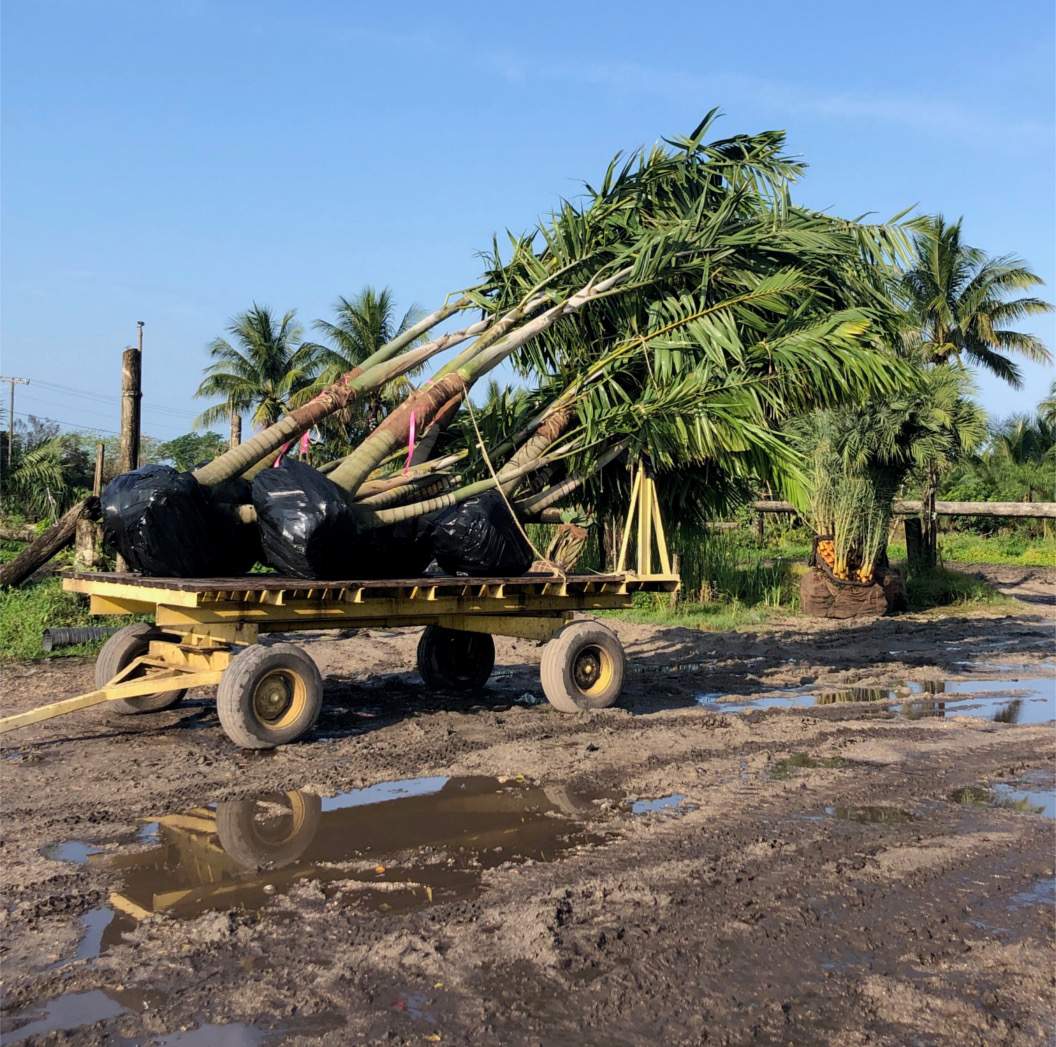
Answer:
top-left (0, 465), bottom-right (679, 749)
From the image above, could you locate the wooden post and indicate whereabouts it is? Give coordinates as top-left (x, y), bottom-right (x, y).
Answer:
top-left (92, 442), bottom-right (105, 497)
top-left (75, 442), bottom-right (107, 571)
top-left (230, 410), bottom-right (242, 449)
top-left (118, 346), bottom-right (142, 473)
top-left (904, 517), bottom-right (924, 569)
top-left (755, 511), bottom-right (764, 542)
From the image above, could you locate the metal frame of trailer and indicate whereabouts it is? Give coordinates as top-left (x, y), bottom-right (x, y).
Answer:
top-left (0, 464), bottom-right (679, 748)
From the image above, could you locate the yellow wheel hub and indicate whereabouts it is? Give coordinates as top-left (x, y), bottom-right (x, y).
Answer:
top-left (251, 670), bottom-right (307, 729)
top-left (573, 644), bottom-right (614, 696)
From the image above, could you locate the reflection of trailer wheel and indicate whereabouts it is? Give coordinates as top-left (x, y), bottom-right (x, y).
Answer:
top-left (95, 623), bottom-right (186, 714)
top-left (215, 790), bottom-right (322, 870)
top-left (417, 626), bottom-right (495, 693)
top-left (217, 644), bottom-right (323, 749)
top-left (541, 620), bottom-right (625, 712)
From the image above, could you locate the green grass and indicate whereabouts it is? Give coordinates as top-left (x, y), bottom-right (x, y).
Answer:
top-left (0, 577), bottom-right (138, 661)
top-left (609, 594), bottom-right (788, 632)
top-left (750, 525), bottom-right (1055, 568)
top-left (902, 563), bottom-right (1014, 612)
top-left (933, 530), bottom-right (1056, 567)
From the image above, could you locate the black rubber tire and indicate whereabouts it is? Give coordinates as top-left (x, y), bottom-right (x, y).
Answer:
top-left (416, 625), bottom-right (495, 693)
top-left (215, 790), bottom-right (322, 870)
top-left (94, 622), bottom-right (186, 715)
top-left (540, 620), bottom-right (625, 713)
top-left (216, 643), bottom-right (323, 749)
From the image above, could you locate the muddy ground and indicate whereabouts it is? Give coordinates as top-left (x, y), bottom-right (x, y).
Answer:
top-left (1, 564), bottom-right (1054, 1045)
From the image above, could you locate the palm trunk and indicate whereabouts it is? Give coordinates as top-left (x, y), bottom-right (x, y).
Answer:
top-left (229, 411), bottom-right (242, 449)
top-left (516, 442), bottom-right (626, 513)
top-left (357, 475), bottom-right (454, 509)
top-left (328, 266), bottom-right (632, 497)
top-left (368, 449), bottom-right (559, 527)
top-left (408, 392), bottom-right (464, 466)
top-left (191, 298), bottom-right (474, 487)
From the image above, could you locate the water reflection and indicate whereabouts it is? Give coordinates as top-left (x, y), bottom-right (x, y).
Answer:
top-left (87, 776), bottom-right (607, 947)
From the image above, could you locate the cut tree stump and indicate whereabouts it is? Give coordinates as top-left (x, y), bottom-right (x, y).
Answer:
top-left (0, 497), bottom-right (100, 588)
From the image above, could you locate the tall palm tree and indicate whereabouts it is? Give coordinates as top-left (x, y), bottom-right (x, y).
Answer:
top-left (1039, 380), bottom-right (1056, 427)
top-left (900, 215), bottom-right (1052, 387)
top-left (195, 305), bottom-right (320, 433)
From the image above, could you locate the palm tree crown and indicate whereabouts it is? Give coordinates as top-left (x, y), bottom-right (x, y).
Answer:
top-left (195, 305), bottom-right (320, 430)
top-left (900, 215), bottom-right (1052, 387)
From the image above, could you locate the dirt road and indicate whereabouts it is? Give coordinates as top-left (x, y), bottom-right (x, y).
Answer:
top-left (2, 569), bottom-right (1054, 1044)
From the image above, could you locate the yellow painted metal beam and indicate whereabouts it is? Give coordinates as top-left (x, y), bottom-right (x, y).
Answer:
top-left (154, 592), bottom-right (636, 631)
top-left (89, 594), bottom-right (158, 615)
top-left (0, 669), bottom-right (224, 735)
top-left (434, 613), bottom-right (570, 641)
top-left (65, 576), bottom-right (201, 607)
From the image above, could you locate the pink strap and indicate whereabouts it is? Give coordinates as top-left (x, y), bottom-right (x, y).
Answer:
top-left (404, 411), bottom-right (417, 476)
top-left (274, 440), bottom-right (291, 466)
top-left (299, 430), bottom-right (310, 457)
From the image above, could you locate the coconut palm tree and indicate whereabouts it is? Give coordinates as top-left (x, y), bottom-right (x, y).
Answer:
top-left (194, 305), bottom-right (321, 433)
top-left (900, 216), bottom-right (1052, 387)
top-left (1039, 380), bottom-right (1056, 427)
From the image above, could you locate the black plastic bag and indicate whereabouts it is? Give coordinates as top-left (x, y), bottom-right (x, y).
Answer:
top-left (252, 461), bottom-right (363, 578)
top-left (352, 519), bottom-right (434, 579)
top-left (101, 465), bottom-right (218, 576)
top-left (207, 477), bottom-right (262, 575)
top-left (426, 492), bottom-right (533, 576)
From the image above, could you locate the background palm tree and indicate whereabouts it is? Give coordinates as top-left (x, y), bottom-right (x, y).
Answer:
top-left (301, 288), bottom-right (425, 458)
top-left (195, 305), bottom-right (320, 434)
top-left (899, 215), bottom-right (1052, 387)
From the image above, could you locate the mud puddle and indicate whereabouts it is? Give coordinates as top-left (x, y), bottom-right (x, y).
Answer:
top-left (3, 987), bottom-right (334, 1046)
top-left (64, 775), bottom-right (611, 957)
top-left (900, 678), bottom-right (1055, 724)
top-left (948, 768), bottom-right (1055, 818)
top-left (696, 671), bottom-right (1055, 724)
top-left (3, 989), bottom-right (126, 1044)
top-left (630, 793), bottom-right (688, 814)
top-left (823, 804), bottom-right (914, 823)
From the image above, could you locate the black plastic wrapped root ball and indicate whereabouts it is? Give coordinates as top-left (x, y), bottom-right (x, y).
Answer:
top-left (252, 460), bottom-right (364, 579)
top-left (426, 491), bottom-right (533, 576)
top-left (101, 465), bottom-right (219, 577)
top-left (352, 518), bottom-right (434, 580)
top-left (207, 477), bottom-right (263, 575)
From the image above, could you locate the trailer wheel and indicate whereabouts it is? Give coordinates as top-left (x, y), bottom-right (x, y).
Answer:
top-left (215, 790), bottom-right (321, 870)
top-left (540, 620), bottom-right (625, 712)
top-left (217, 644), bottom-right (323, 749)
top-left (95, 622), bottom-right (186, 714)
top-left (417, 625), bottom-right (495, 693)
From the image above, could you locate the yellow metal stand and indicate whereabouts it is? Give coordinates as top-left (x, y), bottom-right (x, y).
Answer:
top-left (616, 461), bottom-right (675, 579)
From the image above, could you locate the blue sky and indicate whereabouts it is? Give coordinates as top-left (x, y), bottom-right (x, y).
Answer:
top-left (2, 0), bottom-right (1053, 442)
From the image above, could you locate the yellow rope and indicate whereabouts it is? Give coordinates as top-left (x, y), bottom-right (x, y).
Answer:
top-left (463, 396), bottom-right (563, 577)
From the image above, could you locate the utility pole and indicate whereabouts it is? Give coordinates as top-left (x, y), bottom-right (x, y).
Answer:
top-left (0, 375), bottom-right (30, 507)
top-left (118, 325), bottom-right (143, 473)
top-left (115, 324), bottom-right (143, 572)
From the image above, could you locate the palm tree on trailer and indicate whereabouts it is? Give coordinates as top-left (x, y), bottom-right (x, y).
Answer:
top-left (304, 288), bottom-right (426, 449)
top-left (900, 215), bottom-right (1052, 387)
top-left (194, 305), bottom-right (320, 438)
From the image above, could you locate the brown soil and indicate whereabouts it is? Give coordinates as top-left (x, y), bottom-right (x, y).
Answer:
top-left (1, 575), bottom-right (1054, 1045)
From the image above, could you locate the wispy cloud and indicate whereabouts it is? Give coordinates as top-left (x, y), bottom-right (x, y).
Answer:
top-left (481, 55), bottom-right (1052, 150)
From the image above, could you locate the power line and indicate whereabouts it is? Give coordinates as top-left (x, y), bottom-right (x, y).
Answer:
top-left (32, 379), bottom-right (200, 419)
top-left (12, 410), bottom-right (186, 441)
top-left (13, 410), bottom-right (121, 435)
